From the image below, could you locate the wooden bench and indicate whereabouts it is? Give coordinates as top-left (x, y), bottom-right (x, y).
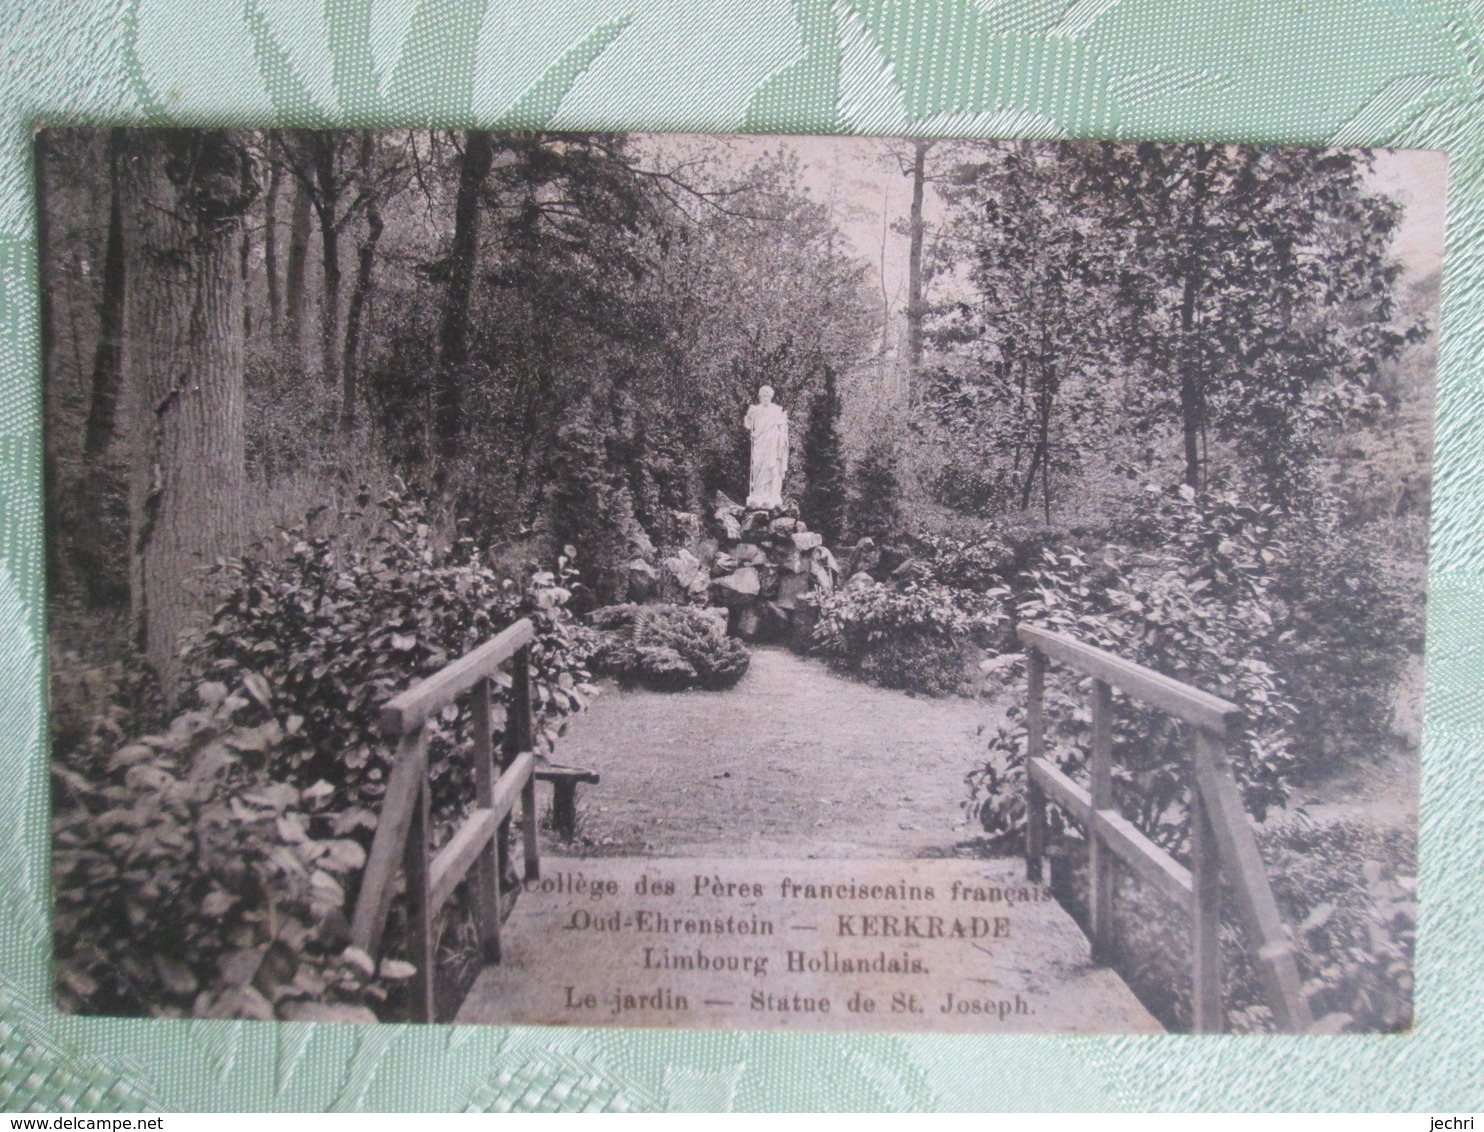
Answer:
top-left (535, 760), bottom-right (600, 840)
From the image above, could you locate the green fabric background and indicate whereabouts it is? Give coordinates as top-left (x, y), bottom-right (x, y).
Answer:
top-left (1, 0), bottom-right (1481, 1112)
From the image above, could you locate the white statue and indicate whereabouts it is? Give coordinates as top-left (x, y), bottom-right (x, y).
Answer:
top-left (744, 385), bottom-right (789, 510)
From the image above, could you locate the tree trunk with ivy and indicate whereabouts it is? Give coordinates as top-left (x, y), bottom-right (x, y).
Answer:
top-left (122, 129), bottom-right (254, 694)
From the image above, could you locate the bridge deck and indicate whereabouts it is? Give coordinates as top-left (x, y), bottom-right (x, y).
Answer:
top-left (455, 855), bottom-right (1161, 1033)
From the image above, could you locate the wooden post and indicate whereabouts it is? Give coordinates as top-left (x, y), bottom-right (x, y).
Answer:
top-left (499, 645), bottom-right (535, 886)
top-left (1025, 648), bottom-right (1046, 883)
top-left (402, 729), bottom-right (436, 1023)
top-left (1193, 730), bottom-right (1313, 1032)
top-left (1190, 749), bottom-right (1223, 1033)
top-left (350, 723), bottom-right (429, 956)
top-left (470, 676), bottom-right (502, 963)
top-left (1088, 678), bottom-right (1115, 964)
top-left (513, 646), bottom-right (543, 878)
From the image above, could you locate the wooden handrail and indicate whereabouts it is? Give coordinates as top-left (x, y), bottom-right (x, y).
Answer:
top-left (350, 617), bottom-right (541, 1022)
top-left (1018, 624), bottom-right (1314, 1034)
top-left (1019, 626), bottom-right (1242, 735)
top-left (380, 619), bottom-right (536, 736)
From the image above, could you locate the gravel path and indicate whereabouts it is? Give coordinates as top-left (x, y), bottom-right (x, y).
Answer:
top-left (548, 647), bottom-right (1009, 859)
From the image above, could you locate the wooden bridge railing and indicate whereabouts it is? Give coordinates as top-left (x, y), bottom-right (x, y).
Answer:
top-left (1019, 625), bottom-right (1313, 1033)
top-left (349, 618), bottom-right (541, 1023)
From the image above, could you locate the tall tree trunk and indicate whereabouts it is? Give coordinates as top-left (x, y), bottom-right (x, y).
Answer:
top-left (1178, 145), bottom-right (1212, 489)
top-left (36, 131), bottom-right (64, 596)
top-left (122, 129), bottom-right (252, 694)
top-left (434, 129), bottom-right (495, 464)
top-left (284, 175), bottom-right (312, 367)
top-left (83, 128), bottom-right (127, 463)
top-left (341, 131), bottom-right (383, 434)
top-left (239, 225), bottom-right (252, 340)
top-left (264, 163), bottom-right (281, 336)
top-left (312, 133), bottom-right (342, 398)
top-left (71, 129), bottom-right (133, 607)
top-left (905, 139), bottom-right (928, 403)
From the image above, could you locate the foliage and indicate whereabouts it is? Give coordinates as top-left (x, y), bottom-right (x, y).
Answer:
top-left (801, 365), bottom-right (848, 544)
top-left (585, 603), bottom-right (749, 692)
top-left (812, 579), bottom-right (1006, 697)
top-left (1084, 142), bottom-right (1420, 500)
top-left (1093, 817), bottom-right (1413, 1033)
top-left (1267, 501), bottom-right (1418, 778)
top-left (848, 435), bottom-right (902, 542)
top-left (52, 675), bottom-right (398, 1022)
top-left (185, 486), bottom-right (590, 826)
top-left (912, 532), bottom-right (1016, 592)
top-left (926, 140), bottom-right (1113, 519)
top-left (927, 456), bottom-right (1017, 518)
top-left (1259, 818), bottom-right (1415, 1033)
top-left (967, 484), bottom-right (1297, 849)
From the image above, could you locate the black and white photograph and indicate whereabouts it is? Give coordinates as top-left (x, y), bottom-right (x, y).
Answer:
top-left (42, 128), bottom-right (1441, 1034)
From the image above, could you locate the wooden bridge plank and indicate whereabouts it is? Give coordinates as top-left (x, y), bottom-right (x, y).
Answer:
top-left (428, 752), bottom-right (535, 913)
top-left (380, 619), bottom-right (535, 736)
top-left (1192, 731), bottom-right (1313, 1033)
top-left (1094, 809), bottom-right (1193, 906)
top-left (350, 724), bottom-right (428, 955)
top-left (1029, 758), bottom-right (1193, 906)
top-left (1019, 626), bottom-right (1241, 735)
top-left (471, 677), bottom-right (502, 963)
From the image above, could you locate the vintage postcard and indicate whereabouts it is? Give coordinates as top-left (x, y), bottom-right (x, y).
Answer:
top-left (42, 129), bottom-right (1441, 1034)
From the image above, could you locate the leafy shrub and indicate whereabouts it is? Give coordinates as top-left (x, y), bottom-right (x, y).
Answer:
top-left (52, 675), bottom-right (398, 1022)
top-left (912, 532), bottom-right (1015, 592)
top-left (1268, 503), bottom-right (1418, 779)
top-left (585, 604), bottom-right (749, 692)
top-left (1256, 817), bottom-right (1414, 1032)
top-left (928, 458), bottom-right (1016, 517)
top-left (186, 487), bottom-right (591, 826)
top-left (812, 580), bottom-right (1006, 697)
top-left (968, 484), bottom-right (1296, 850)
top-left (1063, 817), bottom-right (1413, 1033)
top-left (53, 486), bottom-right (592, 1020)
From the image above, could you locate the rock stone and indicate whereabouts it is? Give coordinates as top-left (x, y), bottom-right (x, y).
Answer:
top-left (716, 511), bottom-right (743, 541)
top-left (662, 549), bottom-right (709, 596)
top-left (769, 516), bottom-right (798, 534)
top-left (791, 530), bottom-right (823, 551)
top-left (757, 601), bottom-right (792, 641)
top-left (810, 559), bottom-right (836, 595)
top-left (711, 552), bottom-right (740, 576)
top-left (624, 523), bottom-right (656, 560)
top-left (731, 543), bottom-right (769, 567)
top-left (776, 571), bottom-right (810, 610)
top-left (788, 601), bottom-right (819, 654)
top-left (624, 557), bottom-right (658, 602)
top-left (711, 566), bottom-right (761, 606)
top-left (846, 570), bottom-right (876, 592)
top-left (742, 510), bottom-right (771, 533)
top-left (735, 606), bottom-right (761, 639)
top-left (713, 490), bottom-right (743, 513)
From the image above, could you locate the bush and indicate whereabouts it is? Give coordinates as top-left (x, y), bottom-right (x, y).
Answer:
top-left (186, 486), bottom-right (591, 825)
top-left (1268, 504), bottom-right (1418, 779)
top-left (1068, 817), bottom-right (1413, 1033)
top-left (928, 458), bottom-right (1016, 517)
top-left (968, 484), bottom-right (1297, 850)
top-left (52, 486), bottom-right (592, 1020)
top-left (812, 579), bottom-right (1006, 697)
top-left (912, 532), bottom-right (1015, 591)
top-left (52, 676), bottom-right (396, 1022)
top-left (585, 604), bottom-right (749, 692)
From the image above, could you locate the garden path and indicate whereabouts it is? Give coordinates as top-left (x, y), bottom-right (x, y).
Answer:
top-left (548, 646), bottom-right (1009, 858)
